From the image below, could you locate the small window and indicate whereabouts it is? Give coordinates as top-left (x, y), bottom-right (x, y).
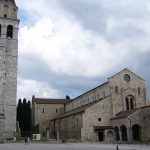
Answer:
top-left (42, 108), bottom-right (44, 113)
top-left (115, 86), bottom-right (119, 93)
top-left (92, 96), bottom-right (94, 101)
top-left (126, 98), bottom-right (129, 110)
top-left (138, 87), bottom-right (141, 95)
top-left (98, 118), bottom-right (101, 121)
top-left (56, 109), bottom-right (57, 113)
top-left (4, 5), bottom-right (8, 18)
top-left (130, 98), bottom-right (134, 109)
top-left (103, 91), bottom-right (105, 97)
top-left (7, 25), bottom-right (13, 38)
top-left (4, 14), bottom-right (7, 18)
top-left (0, 24), bottom-right (1, 37)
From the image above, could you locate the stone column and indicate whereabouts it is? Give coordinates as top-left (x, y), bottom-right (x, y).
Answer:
top-left (46, 130), bottom-right (49, 141)
top-left (57, 131), bottom-right (59, 141)
top-left (127, 127), bottom-right (132, 143)
top-left (119, 129), bottom-right (122, 142)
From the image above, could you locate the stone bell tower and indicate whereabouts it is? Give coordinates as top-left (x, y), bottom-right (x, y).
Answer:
top-left (0, 0), bottom-right (19, 139)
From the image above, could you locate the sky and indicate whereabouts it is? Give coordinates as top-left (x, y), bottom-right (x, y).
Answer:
top-left (15, 0), bottom-right (150, 101)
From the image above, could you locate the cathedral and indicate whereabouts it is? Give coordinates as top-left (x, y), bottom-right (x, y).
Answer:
top-left (0, 0), bottom-right (149, 143)
top-left (32, 68), bottom-right (150, 142)
top-left (0, 0), bottom-right (19, 139)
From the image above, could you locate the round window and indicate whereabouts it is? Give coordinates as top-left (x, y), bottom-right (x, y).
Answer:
top-left (124, 74), bottom-right (130, 82)
top-left (98, 118), bottom-right (101, 121)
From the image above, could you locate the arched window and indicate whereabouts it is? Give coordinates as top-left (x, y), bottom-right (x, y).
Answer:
top-left (7, 25), bottom-right (13, 38)
top-left (130, 98), bottom-right (134, 109)
top-left (120, 125), bottom-right (127, 141)
top-left (125, 96), bottom-right (135, 111)
top-left (115, 86), bottom-right (119, 93)
top-left (126, 97), bottom-right (129, 110)
top-left (0, 24), bottom-right (1, 37)
top-left (4, 5), bottom-right (8, 18)
top-left (138, 87), bottom-right (141, 95)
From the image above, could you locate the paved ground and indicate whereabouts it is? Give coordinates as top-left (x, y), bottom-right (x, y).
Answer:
top-left (0, 143), bottom-right (150, 150)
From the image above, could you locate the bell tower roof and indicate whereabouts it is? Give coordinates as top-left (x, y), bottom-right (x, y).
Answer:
top-left (9, 0), bottom-right (16, 4)
top-left (0, 0), bottom-right (18, 19)
top-left (0, 0), bottom-right (16, 5)
top-left (11, 0), bottom-right (15, 4)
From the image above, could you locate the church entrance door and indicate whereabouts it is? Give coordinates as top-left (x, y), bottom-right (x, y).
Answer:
top-left (98, 131), bottom-right (104, 141)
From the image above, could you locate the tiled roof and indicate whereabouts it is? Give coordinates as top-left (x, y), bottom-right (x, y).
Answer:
top-left (111, 108), bottom-right (139, 120)
top-left (52, 95), bottom-right (110, 120)
top-left (67, 82), bottom-right (108, 105)
top-left (32, 98), bottom-right (69, 104)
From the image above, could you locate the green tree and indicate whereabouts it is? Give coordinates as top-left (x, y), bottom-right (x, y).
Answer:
top-left (17, 98), bottom-right (22, 122)
top-left (17, 98), bottom-right (32, 137)
top-left (27, 101), bottom-right (32, 135)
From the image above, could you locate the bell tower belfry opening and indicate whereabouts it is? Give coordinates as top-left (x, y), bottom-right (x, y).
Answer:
top-left (0, 0), bottom-right (19, 139)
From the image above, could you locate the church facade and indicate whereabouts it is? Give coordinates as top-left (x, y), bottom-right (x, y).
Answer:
top-left (0, 0), bottom-right (19, 139)
top-left (32, 68), bottom-right (150, 142)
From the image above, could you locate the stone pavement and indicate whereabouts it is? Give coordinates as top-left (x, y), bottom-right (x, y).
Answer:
top-left (0, 143), bottom-right (150, 150)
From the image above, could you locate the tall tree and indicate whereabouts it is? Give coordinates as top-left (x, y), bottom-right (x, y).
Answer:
top-left (17, 99), bottom-right (22, 122)
top-left (27, 101), bottom-right (32, 135)
top-left (17, 98), bottom-right (32, 137)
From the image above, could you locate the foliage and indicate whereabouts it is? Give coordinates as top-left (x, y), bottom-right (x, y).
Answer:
top-left (17, 98), bottom-right (32, 137)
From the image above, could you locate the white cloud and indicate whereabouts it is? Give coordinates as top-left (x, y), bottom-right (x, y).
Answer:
top-left (17, 78), bottom-right (61, 100)
top-left (16, 0), bottom-right (150, 99)
top-left (19, 16), bottom-right (128, 78)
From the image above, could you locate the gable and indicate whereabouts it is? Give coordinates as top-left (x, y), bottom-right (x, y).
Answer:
top-left (108, 68), bottom-right (145, 87)
top-left (108, 68), bottom-right (144, 81)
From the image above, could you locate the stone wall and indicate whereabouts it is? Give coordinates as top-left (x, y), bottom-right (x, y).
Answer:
top-left (0, 0), bottom-right (19, 138)
top-left (130, 106), bottom-right (150, 141)
top-left (81, 96), bottom-right (113, 142)
top-left (51, 113), bottom-right (83, 141)
top-left (65, 82), bottom-right (110, 112)
top-left (112, 106), bottom-right (150, 142)
top-left (33, 69), bottom-right (149, 142)
top-left (108, 68), bottom-right (147, 116)
top-left (0, 0), bottom-right (18, 19)
top-left (33, 103), bottom-right (65, 127)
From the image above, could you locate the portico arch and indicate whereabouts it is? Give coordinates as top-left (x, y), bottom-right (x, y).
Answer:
top-left (132, 124), bottom-right (141, 141)
top-left (114, 126), bottom-right (120, 141)
top-left (120, 125), bottom-right (127, 141)
top-left (107, 131), bottom-right (114, 142)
